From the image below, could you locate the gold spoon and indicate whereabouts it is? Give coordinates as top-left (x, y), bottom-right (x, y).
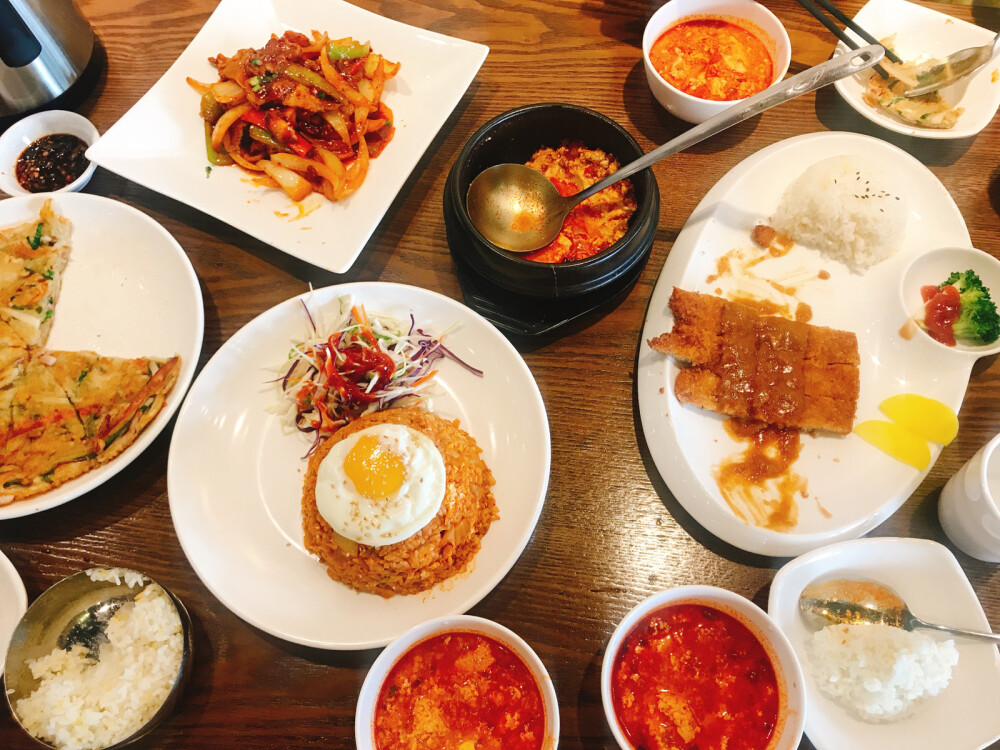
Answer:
top-left (799, 577), bottom-right (1000, 644)
top-left (465, 45), bottom-right (885, 254)
top-left (903, 31), bottom-right (1000, 98)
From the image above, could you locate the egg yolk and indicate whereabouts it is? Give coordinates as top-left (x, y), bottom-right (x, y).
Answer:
top-left (343, 434), bottom-right (406, 499)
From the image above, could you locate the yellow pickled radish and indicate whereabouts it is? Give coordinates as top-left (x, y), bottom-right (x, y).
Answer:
top-left (879, 394), bottom-right (958, 445)
top-left (854, 420), bottom-right (931, 470)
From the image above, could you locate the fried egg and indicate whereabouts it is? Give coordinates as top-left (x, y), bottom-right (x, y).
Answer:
top-left (315, 423), bottom-right (446, 547)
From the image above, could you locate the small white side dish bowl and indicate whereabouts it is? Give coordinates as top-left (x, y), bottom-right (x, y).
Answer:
top-left (0, 110), bottom-right (98, 195)
top-left (602, 585), bottom-right (806, 750)
top-left (940, 432), bottom-right (1000, 562)
top-left (643, 0), bottom-right (791, 124)
top-left (355, 614), bottom-right (559, 749)
top-left (832, 0), bottom-right (1000, 140)
top-left (898, 246), bottom-right (1000, 358)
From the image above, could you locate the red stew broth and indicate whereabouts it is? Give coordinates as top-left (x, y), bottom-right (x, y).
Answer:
top-left (610, 602), bottom-right (781, 750)
top-left (374, 630), bottom-right (546, 750)
top-left (649, 18), bottom-right (774, 101)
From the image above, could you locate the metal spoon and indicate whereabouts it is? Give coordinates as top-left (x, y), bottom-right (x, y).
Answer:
top-left (465, 44), bottom-right (885, 253)
top-left (903, 31), bottom-right (1000, 98)
top-left (799, 577), bottom-right (1000, 645)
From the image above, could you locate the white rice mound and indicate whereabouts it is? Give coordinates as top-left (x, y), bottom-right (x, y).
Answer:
top-left (806, 623), bottom-right (958, 721)
top-left (14, 584), bottom-right (184, 750)
top-left (85, 567), bottom-right (146, 589)
top-left (771, 155), bottom-right (908, 271)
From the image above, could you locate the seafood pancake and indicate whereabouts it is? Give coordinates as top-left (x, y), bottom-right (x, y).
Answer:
top-left (302, 406), bottom-right (498, 598)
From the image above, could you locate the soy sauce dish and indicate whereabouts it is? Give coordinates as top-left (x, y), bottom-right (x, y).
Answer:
top-left (602, 585), bottom-right (805, 750)
top-left (443, 103), bottom-right (659, 335)
top-left (0, 110), bottom-right (98, 196)
top-left (356, 615), bottom-right (559, 749)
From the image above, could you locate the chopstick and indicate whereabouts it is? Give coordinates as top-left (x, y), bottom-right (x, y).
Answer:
top-left (795, 0), bottom-right (900, 78)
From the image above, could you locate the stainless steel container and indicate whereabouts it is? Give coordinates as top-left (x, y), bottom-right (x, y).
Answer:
top-left (0, 0), bottom-right (94, 117)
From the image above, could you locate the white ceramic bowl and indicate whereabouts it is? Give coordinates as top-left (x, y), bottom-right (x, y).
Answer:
top-left (642, 0), bottom-right (792, 124)
top-left (602, 585), bottom-right (806, 750)
top-left (940, 433), bottom-right (1000, 562)
top-left (0, 110), bottom-right (98, 195)
top-left (355, 615), bottom-right (560, 748)
top-left (898, 246), bottom-right (1000, 358)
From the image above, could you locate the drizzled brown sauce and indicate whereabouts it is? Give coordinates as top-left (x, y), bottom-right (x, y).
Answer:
top-left (714, 418), bottom-right (808, 531)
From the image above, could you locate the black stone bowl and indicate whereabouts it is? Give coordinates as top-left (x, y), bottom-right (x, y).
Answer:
top-left (444, 103), bottom-right (660, 338)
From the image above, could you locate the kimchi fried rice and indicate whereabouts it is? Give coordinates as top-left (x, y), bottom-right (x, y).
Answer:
top-left (302, 406), bottom-right (498, 597)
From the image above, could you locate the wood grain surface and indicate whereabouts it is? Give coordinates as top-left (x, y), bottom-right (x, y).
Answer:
top-left (2, 0), bottom-right (1000, 748)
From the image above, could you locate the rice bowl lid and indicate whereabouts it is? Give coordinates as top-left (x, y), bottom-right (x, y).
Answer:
top-left (4, 567), bottom-right (194, 750)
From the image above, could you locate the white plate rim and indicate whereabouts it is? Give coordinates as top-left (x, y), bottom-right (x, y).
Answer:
top-left (85, 0), bottom-right (489, 274)
top-left (167, 281), bottom-right (550, 650)
top-left (637, 131), bottom-right (971, 556)
top-left (0, 548), bottom-right (27, 671)
top-left (0, 193), bottom-right (204, 520)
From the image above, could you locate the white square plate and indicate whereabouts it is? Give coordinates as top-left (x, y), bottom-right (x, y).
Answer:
top-left (833, 0), bottom-right (1000, 139)
top-left (87, 0), bottom-right (488, 273)
top-left (768, 538), bottom-right (1000, 750)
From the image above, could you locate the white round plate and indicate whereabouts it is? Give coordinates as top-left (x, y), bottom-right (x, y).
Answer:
top-left (638, 131), bottom-right (972, 556)
top-left (832, 0), bottom-right (1000, 140)
top-left (167, 282), bottom-right (550, 650)
top-left (0, 194), bottom-right (204, 519)
top-left (0, 548), bottom-right (27, 670)
top-left (768, 537), bottom-right (1000, 750)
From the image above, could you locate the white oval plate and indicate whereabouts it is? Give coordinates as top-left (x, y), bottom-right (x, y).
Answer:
top-left (637, 131), bottom-right (972, 556)
top-left (167, 282), bottom-right (550, 650)
top-left (832, 0), bottom-right (1000, 140)
top-left (0, 548), bottom-right (27, 670)
top-left (0, 194), bottom-right (204, 519)
top-left (86, 0), bottom-right (488, 274)
top-left (768, 537), bottom-right (1000, 750)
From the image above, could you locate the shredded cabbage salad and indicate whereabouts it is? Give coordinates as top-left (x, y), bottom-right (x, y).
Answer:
top-left (273, 296), bottom-right (482, 454)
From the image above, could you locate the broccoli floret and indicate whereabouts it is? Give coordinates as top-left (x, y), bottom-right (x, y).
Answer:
top-left (939, 269), bottom-right (1000, 344)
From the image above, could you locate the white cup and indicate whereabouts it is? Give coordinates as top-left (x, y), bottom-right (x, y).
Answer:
top-left (939, 433), bottom-right (1000, 562)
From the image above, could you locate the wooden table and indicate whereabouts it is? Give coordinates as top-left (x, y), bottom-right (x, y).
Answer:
top-left (2, 0), bottom-right (1000, 747)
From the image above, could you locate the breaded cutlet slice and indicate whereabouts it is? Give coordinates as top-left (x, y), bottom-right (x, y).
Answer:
top-left (803, 361), bottom-right (860, 402)
top-left (674, 368), bottom-right (720, 411)
top-left (648, 287), bottom-right (724, 365)
top-left (716, 301), bottom-right (757, 419)
top-left (752, 317), bottom-right (808, 426)
top-left (652, 289), bottom-right (860, 434)
top-left (753, 349), bottom-right (804, 426)
top-left (805, 325), bottom-right (860, 366)
top-left (799, 395), bottom-right (855, 435)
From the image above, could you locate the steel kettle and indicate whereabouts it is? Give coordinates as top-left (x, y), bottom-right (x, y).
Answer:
top-left (0, 0), bottom-right (94, 117)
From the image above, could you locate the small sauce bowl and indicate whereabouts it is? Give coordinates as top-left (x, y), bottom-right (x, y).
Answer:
top-left (4, 567), bottom-right (194, 749)
top-left (602, 585), bottom-right (805, 750)
top-left (356, 614), bottom-right (559, 749)
top-left (898, 246), bottom-right (1000, 357)
top-left (0, 110), bottom-right (98, 196)
top-left (643, 0), bottom-right (792, 124)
